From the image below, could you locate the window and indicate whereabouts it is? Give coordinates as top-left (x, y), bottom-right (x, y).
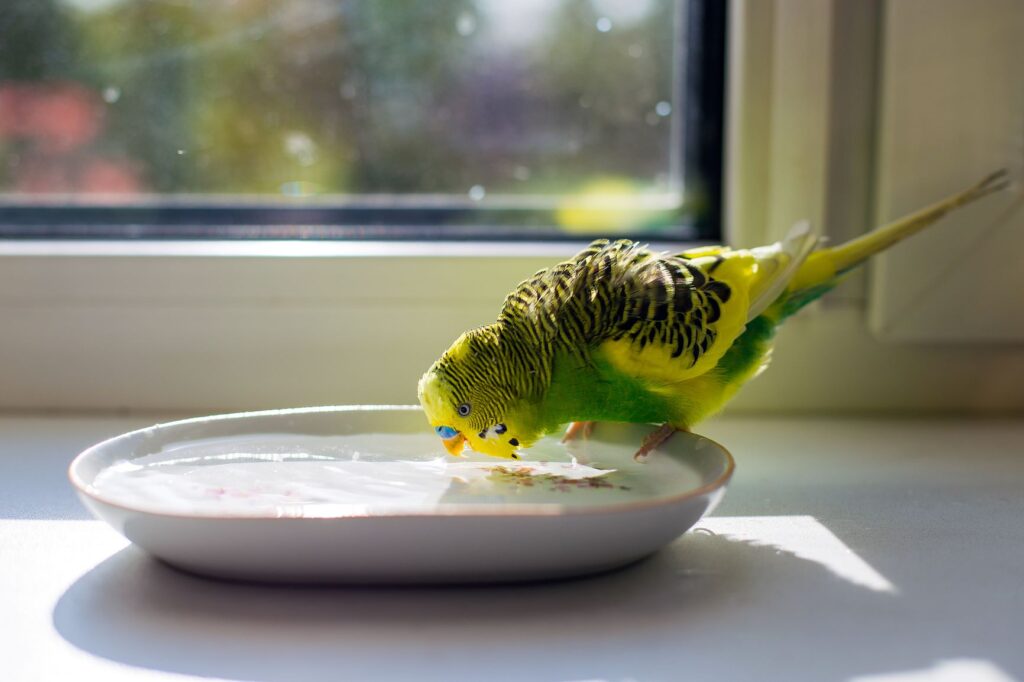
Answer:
top-left (0, 0), bottom-right (724, 241)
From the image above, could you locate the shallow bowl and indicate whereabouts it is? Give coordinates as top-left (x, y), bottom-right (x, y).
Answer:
top-left (70, 405), bottom-right (733, 583)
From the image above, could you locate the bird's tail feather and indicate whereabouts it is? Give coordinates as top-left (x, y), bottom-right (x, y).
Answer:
top-left (825, 169), bottom-right (1007, 277)
top-left (776, 168), bottom-right (1009, 319)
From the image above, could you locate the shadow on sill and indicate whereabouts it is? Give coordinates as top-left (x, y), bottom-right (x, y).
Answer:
top-left (51, 528), bottom-right (1017, 682)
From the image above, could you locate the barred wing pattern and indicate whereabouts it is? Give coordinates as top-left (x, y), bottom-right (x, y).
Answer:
top-left (498, 239), bottom-right (742, 372)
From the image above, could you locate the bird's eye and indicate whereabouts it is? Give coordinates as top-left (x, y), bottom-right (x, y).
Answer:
top-left (457, 403), bottom-right (471, 417)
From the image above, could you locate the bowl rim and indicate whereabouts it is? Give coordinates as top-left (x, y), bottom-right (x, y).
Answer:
top-left (68, 404), bottom-right (735, 521)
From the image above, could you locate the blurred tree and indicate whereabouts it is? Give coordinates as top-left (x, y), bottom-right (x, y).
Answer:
top-left (0, 0), bottom-right (684, 223)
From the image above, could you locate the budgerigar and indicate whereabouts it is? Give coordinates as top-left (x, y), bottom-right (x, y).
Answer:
top-left (418, 170), bottom-right (1008, 460)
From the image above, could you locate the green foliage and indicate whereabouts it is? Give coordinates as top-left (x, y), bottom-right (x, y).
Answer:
top-left (1, 0), bottom-right (683, 210)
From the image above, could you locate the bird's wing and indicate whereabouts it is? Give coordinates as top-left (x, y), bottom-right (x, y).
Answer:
top-left (498, 240), bottom-right (757, 385)
top-left (743, 221), bottom-right (820, 322)
top-left (595, 243), bottom-right (756, 385)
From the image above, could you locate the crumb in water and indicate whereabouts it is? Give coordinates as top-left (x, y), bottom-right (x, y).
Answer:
top-left (486, 466), bottom-right (630, 493)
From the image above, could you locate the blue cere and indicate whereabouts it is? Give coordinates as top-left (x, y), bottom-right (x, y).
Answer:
top-left (435, 425), bottom-right (459, 440)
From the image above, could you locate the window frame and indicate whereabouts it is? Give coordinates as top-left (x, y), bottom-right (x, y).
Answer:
top-left (2, 0), bottom-right (1023, 416)
top-left (868, 0), bottom-right (1024, 342)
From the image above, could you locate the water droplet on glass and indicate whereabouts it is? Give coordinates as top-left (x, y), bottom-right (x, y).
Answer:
top-left (468, 185), bottom-right (486, 201)
top-left (284, 131), bottom-right (318, 167)
top-left (596, 17), bottom-right (613, 32)
top-left (513, 166), bottom-right (531, 181)
top-left (578, 95), bottom-right (592, 109)
top-left (456, 12), bottom-right (477, 36)
top-left (655, 101), bottom-right (672, 117)
top-left (628, 43), bottom-right (643, 58)
top-left (102, 86), bottom-right (121, 103)
top-left (592, 0), bottom-right (656, 27)
top-left (176, 149), bottom-right (186, 155)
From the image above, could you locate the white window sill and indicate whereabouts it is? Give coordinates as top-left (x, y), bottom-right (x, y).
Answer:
top-left (3, 413), bottom-right (1023, 681)
top-left (3, 239), bottom-right (1024, 414)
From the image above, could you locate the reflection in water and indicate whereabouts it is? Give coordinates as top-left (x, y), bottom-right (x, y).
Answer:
top-left (84, 430), bottom-right (703, 517)
top-left (89, 451), bottom-right (618, 517)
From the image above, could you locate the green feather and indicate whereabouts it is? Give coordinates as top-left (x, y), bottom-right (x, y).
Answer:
top-left (541, 351), bottom-right (673, 430)
top-left (716, 314), bottom-right (777, 382)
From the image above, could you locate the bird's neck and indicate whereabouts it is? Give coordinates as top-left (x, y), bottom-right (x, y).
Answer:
top-left (493, 322), bottom-right (553, 400)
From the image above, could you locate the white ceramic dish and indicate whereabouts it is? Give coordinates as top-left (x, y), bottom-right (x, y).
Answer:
top-left (69, 405), bottom-right (734, 583)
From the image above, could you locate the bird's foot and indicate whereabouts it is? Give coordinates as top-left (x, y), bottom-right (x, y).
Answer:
top-left (634, 424), bottom-right (688, 461)
top-left (561, 421), bottom-right (596, 444)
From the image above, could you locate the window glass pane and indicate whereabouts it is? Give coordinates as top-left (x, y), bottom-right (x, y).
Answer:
top-left (0, 0), bottom-right (723, 239)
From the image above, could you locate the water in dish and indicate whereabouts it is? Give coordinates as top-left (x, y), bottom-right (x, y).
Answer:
top-left (88, 431), bottom-right (703, 518)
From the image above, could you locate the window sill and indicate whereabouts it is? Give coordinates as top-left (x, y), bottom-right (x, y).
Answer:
top-left (4, 413), bottom-right (1023, 681)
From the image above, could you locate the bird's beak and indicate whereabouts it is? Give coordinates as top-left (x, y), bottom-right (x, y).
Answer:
top-left (442, 432), bottom-right (466, 456)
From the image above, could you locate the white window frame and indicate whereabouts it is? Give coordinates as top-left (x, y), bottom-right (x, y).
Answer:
top-left (868, 0), bottom-right (1024, 342)
top-left (2, 0), bottom-right (1023, 415)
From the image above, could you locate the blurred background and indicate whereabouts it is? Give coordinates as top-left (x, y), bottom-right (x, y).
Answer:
top-left (0, 0), bottom-right (722, 239)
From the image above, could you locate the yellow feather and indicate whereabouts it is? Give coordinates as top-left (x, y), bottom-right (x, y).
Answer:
top-left (600, 252), bottom-right (754, 385)
top-left (789, 169), bottom-right (1009, 292)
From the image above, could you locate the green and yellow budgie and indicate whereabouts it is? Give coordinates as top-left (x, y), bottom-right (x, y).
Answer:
top-left (418, 170), bottom-right (1008, 460)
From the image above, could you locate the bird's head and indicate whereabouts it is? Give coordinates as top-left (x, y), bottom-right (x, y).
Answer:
top-left (418, 327), bottom-right (542, 460)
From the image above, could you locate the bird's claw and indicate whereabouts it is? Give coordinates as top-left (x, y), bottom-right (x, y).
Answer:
top-left (561, 421), bottom-right (596, 444)
top-left (633, 424), bottom-right (684, 461)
